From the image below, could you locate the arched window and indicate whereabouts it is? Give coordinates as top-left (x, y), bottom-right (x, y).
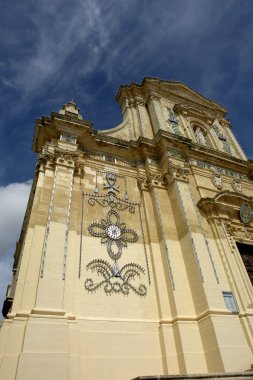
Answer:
top-left (188, 118), bottom-right (217, 149)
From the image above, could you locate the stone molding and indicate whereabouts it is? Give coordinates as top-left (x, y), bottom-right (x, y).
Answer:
top-left (37, 149), bottom-right (85, 174)
top-left (146, 90), bottom-right (161, 103)
top-left (164, 161), bottom-right (190, 186)
top-left (174, 103), bottom-right (216, 122)
top-left (197, 191), bottom-right (253, 222)
top-left (212, 173), bottom-right (223, 190)
top-left (132, 371), bottom-right (253, 380)
top-left (147, 171), bottom-right (166, 188)
top-left (224, 222), bottom-right (253, 242)
top-left (219, 118), bottom-right (231, 128)
top-left (134, 96), bottom-right (146, 107)
top-left (137, 171), bottom-right (166, 191)
top-left (232, 178), bottom-right (243, 193)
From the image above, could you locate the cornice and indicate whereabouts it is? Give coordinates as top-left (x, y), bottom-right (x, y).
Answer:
top-left (153, 129), bottom-right (249, 174)
top-left (174, 103), bottom-right (216, 123)
top-left (116, 77), bottom-right (227, 118)
top-left (32, 108), bottom-right (251, 180)
top-left (32, 112), bottom-right (93, 153)
top-left (198, 191), bottom-right (253, 215)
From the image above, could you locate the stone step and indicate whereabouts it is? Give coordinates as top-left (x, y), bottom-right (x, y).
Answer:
top-left (131, 372), bottom-right (253, 380)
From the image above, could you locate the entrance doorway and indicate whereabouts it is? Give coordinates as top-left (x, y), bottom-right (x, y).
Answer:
top-left (236, 242), bottom-right (253, 285)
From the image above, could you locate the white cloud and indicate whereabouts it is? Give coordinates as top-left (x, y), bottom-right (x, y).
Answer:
top-left (2, 0), bottom-right (250, 111)
top-left (4, 1), bottom-right (114, 96)
top-left (0, 180), bottom-right (31, 317)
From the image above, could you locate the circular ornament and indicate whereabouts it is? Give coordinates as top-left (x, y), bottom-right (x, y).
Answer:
top-left (106, 224), bottom-right (122, 240)
top-left (240, 203), bottom-right (252, 224)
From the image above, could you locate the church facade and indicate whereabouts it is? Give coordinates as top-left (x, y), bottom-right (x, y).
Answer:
top-left (0, 77), bottom-right (253, 380)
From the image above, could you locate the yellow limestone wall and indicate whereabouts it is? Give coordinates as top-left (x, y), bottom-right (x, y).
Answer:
top-left (1, 82), bottom-right (253, 380)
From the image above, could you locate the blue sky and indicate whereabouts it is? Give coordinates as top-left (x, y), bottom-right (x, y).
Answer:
top-left (0, 0), bottom-right (253, 313)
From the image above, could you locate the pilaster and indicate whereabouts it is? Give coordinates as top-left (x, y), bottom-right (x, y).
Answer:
top-left (146, 91), bottom-right (165, 135)
top-left (219, 119), bottom-right (247, 160)
top-left (10, 157), bottom-right (54, 316)
top-left (135, 97), bottom-right (154, 139)
top-left (129, 99), bottom-right (140, 140)
top-left (34, 141), bottom-right (80, 312)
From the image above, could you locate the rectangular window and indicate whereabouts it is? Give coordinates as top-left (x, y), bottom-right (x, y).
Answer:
top-left (222, 291), bottom-right (239, 313)
top-left (104, 155), bottom-right (115, 163)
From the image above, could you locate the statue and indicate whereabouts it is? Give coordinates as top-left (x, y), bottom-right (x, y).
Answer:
top-left (167, 108), bottom-right (182, 135)
top-left (195, 127), bottom-right (206, 146)
top-left (168, 108), bottom-right (178, 124)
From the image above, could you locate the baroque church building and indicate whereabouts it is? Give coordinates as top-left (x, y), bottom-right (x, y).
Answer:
top-left (0, 77), bottom-right (253, 380)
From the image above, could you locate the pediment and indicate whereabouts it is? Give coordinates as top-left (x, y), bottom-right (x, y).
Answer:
top-left (158, 80), bottom-right (226, 114)
top-left (116, 77), bottom-right (227, 117)
top-left (213, 191), bottom-right (253, 206)
top-left (198, 190), bottom-right (253, 216)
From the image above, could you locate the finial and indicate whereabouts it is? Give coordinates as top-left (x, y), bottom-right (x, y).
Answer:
top-left (59, 100), bottom-right (83, 120)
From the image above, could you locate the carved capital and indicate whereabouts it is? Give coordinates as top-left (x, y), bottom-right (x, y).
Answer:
top-left (146, 171), bottom-right (166, 189)
top-left (54, 149), bottom-right (84, 171)
top-left (37, 151), bottom-right (55, 171)
top-left (55, 151), bottom-right (77, 168)
top-left (219, 118), bottom-right (231, 128)
top-left (147, 91), bottom-right (160, 102)
top-left (137, 176), bottom-right (149, 192)
top-left (173, 103), bottom-right (189, 115)
top-left (138, 171), bottom-right (166, 190)
top-left (134, 97), bottom-right (146, 107)
top-left (127, 99), bottom-right (135, 108)
top-left (164, 162), bottom-right (190, 186)
top-left (60, 133), bottom-right (77, 144)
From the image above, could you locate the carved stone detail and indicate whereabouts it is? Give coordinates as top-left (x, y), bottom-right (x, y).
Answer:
top-left (167, 107), bottom-right (182, 136)
top-left (224, 222), bottom-right (253, 241)
top-left (127, 99), bottom-right (135, 108)
top-left (55, 150), bottom-right (79, 168)
top-left (146, 171), bottom-right (166, 188)
top-left (85, 204), bottom-right (147, 296)
top-left (219, 118), bottom-right (231, 128)
top-left (212, 173), bottom-right (223, 190)
top-left (37, 149), bottom-right (85, 174)
top-left (213, 124), bottom-right (232, 156)
top-left (232, 179), bottom-right (242, 193)
top-left (134, 97), bottom-right (146, 107)
top-left (37, 151), bottom-right (55, 171)
top-left (60, 134), bottom-right (77, 144)
top-left (80, 147), bottom-right (136, 168)
top-left (164, 162), bottom-right (190, 186)
top-left (147, 91), bottom-right (161, 102)
top-left (137, 176), bottom-right (149, 191)
top-left (195, 127), bottom-right (207, 146)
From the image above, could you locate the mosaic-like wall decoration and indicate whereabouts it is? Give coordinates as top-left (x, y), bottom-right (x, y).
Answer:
top-left (190, 158), bottom-right (247, 180)
top-left (81, 170), bottom-right (150, 296)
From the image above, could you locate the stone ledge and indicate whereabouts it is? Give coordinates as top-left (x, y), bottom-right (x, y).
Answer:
top-left (131, 372), bottom-right (253, 380)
